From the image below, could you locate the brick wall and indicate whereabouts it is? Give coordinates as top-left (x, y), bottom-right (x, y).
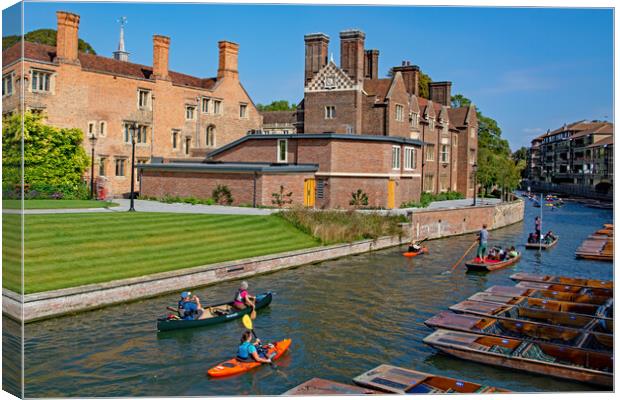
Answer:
top-left (260, 173), bottom-right (315, 206)
top-left (304, 90), bottom-right (360, 133)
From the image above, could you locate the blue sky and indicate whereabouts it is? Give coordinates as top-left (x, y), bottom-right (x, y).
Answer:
top-left (3, 2), bottom-right (614, 149)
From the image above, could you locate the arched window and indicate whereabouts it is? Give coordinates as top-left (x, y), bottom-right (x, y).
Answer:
top-left (206, 125), bottom-right (216, 147)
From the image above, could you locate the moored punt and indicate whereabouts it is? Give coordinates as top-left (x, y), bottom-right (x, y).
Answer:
top-left (515, 281), bottom-right (613, 298)
top-left (157, 292), bottom-right (272, 332)
top-left (485, 285), bottom-right (611, 305)
top-left (423, 329), bottom-right (613, 387)
top-left (525, 236), bottom-right (559, 250)
top-left (424, 311), bottom-right (612, 353)
top-left (352, 364), bottom-right (509, 394)
top-left (467, 292), bottom-right (613, 319)
top-left (464, 253), bottom-right (521, 272)
top-left (510, 273), bottom-right (613, 290)
top-left (449, 300), bottom-right (612, 333)
top-left (283, 378), bottom-right (378, 395)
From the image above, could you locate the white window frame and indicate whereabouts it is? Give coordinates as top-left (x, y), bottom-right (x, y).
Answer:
top-left (137, 89), bottom-right (151, 110)
top-left (428, 119), bottom-right (435, 131)
top-left (426, 144), bottom-right (435, 161)
top-left (239, 103), bottom-right (248, 119)
top-left (325, 106), bottom-right (335, 119)
top-left (2, 73), bottom-right (14, 97)
top-left (277, 139), bottom-right (288, 163)
top-left (202, 97), bottom-right (211, 113)
top-left (31, 69), bottom-right (52, 92)
top-left (395, 104), bottom-right (404, 122)
top-left (410, 112), bottom-right (419, 129)
top-left (392, 146), bottom-right (401, 170)
top-left (213, 100), bottom-right (222, 115)
top-left (115, 158), bottom-right (126, 177)
top-left (404, 146), bottom-right (416, 170)
top-left (440, 144), bottom-right (450, 163)
top-left (206, 126), bottom-right (216, 147)
top-left (185, 105), bottom-right (196, 120)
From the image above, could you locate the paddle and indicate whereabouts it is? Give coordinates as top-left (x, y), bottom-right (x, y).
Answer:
top-left (441, 240), bottom-right (478, 275)
top-left (166, 306), bottom-right (181, 317)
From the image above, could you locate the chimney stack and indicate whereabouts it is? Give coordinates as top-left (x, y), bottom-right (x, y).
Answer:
top-left (392, 62), bottom-right (420, 96)
top-left (340, 30), bottom-right (365, 83)
top-left (152, 35), bottom-right (170, 80)
top-left (364, 49), bottom-right (379, 80)
top-left (56, 11), bottom-right (80, 64)
top-left (429, 81), bottom-right (452, 107)
top-left (304, 33), bottom-right (329, 85)
top-left (217, 41), bottom-right (239, 80)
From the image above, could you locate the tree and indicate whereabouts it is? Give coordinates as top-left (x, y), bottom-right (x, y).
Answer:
top-left (512, 146), bottom-right (528, 163)
top-left (2, 112), bottom-right (89, 188)
top-left (3, 29), bottom-right (96, 54)
top-left (256, 100), bottom-right (297, 112)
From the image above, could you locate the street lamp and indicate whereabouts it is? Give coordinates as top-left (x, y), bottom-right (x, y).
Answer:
top-left (129, 122), bottom-right (138, 212)
top-left (472, 163), bottom-right (478, 206)
top-left (89, 132), bottom-right (98, 200)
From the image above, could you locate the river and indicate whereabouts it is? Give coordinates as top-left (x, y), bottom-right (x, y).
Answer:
top-left (3, 199), bottom-right (613, 396)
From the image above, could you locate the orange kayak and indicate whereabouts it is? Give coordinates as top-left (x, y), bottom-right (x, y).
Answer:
top-left (207, 338), bottom-right (292, 378)
top-left (403, 247), bottom-right (428, 257)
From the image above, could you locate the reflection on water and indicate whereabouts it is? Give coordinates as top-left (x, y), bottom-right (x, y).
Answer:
top-left (15, 201), bottom-right (613, 396)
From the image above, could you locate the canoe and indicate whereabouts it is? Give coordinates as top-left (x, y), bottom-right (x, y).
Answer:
top-left (484, 285), bottom-right (611, 305)
top-left (207, 338), bottom-right (292, 378)
top-left (467, 292), bottom-right (613, 319)
top-left (157, 292), bottom-right (272, 332)
top-left (515, 281), bottom-right (613, 298)
top-left (403, 247), bottom-right (428, 257)
top-left (464, 253), bottom-right (521, 272)
top-left (425, 311), bottom-right (612, 353)
top-left (510, 273), bottom-right (613, 290)
top-left (352, 364), bottom-right (509, 394)
top-left (283, 378), bottom-right (378, 395)
top-left (423, 329), bottom-right (613, 387)
top-left (525, 236), bottom-right (559, 250)
top-left (449, 300), bottom-right (613, 333)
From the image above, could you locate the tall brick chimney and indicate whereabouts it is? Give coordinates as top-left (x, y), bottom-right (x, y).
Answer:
top-left (340, 30), bottom-right (365, 83)
top-left (56, 11), bottom-right (80, 64)
top-left (152, 35), bottom-right (170, 80)
top-left (392, 61), bottom-right (419, 96)
top-left (364, 49), bottom-right (379, 80)
top-left (304, 33), bottom-right (329, 85)
top-left (217, 41), bottom-right (239, 80)
top-left (429, 81), bottom-right (452, 107)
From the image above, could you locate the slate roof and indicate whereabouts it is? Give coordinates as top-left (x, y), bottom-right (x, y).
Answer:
top-left (3, 41), bottom-right (218, 90)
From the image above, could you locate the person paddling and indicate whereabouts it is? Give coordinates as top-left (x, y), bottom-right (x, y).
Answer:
top-left (408, 239), bottom-right (423, 253)
top-left (178, 291), bottom-right (208, 320)
top-left (236, 331), bottom-right (272, 364)
top-left (232, 281), bottom-right (256, 311)
top-left (476, 224), bottom-right (489, 262)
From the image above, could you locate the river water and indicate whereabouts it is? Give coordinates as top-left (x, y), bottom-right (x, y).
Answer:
top-left (4, 199), bottom-right (614, 396)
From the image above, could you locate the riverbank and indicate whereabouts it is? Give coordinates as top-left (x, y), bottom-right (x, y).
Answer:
top-left (2, 199), bottom-right (524, 322)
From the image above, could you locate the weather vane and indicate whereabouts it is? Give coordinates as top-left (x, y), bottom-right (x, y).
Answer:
top-left (117, 16), bottom-right (127, 27)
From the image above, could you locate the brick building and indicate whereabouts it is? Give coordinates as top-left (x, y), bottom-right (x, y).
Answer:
top-left (140, 133), bottom-right (424, 209)
top-left (2, 11), bottom-right (262, 196)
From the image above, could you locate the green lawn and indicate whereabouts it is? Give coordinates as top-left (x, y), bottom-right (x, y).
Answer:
top-left (2, 213), bottom-right (320, 293)
top-left (2, 199), bottom-right (119, 209)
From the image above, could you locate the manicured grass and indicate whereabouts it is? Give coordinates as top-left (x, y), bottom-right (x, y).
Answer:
top-left (2, 199), bottom-right (119, 209)
top-left (2, 213), bottom-right (320, 293)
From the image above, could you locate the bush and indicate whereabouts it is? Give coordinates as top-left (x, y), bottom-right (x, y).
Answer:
top-left (212, 185), bottom-right (233, 205)
top-left (278, 206), bottom-right (405, 245)
top-left (349, 189), bottom-right (369, 207)
top-left (272, 185), bottom-right (293, 208)
top-left (401, 190), bottom-right (464, 208)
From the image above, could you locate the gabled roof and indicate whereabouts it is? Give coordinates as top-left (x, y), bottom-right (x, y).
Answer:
top-left (305, 60), bottom-right (356, 92)
top-left (587, 135), bottom-right (613, 148)
top-left (3, 41), bottom-right (218, 90)
top-left (261, 110), bottom-right (297, 125)
top-left (363, 78), bottom-right (392, 100)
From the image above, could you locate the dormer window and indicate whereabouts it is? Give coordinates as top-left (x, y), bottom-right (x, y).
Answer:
top-left (395, 105), bottom-right (404, 122)
top-left (410, 112), bottom-right (419, 129)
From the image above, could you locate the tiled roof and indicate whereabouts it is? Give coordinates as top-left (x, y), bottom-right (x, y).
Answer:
top-left (261, 110), bottom-right (297, 125)
top-left (3, 41), bottom-right (217, 90)
top-left (587, 135), bottom-right (613, 147)
top-left (363, 78), bottom-right (392, 99)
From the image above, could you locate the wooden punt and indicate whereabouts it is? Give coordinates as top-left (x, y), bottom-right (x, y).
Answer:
top-left (484, 285), bottom-right (611, 305)
top-left (525, 236), bottom-right (559, 250)
top-left (352, 364), bottom-right (509, 394)
top-left (467, 292), bottom-right (613, 319)
top-left (423, 329), bottom-right (613, 387)
top-left (464, 253), bottom-right (521, 272)
top-left (449, 300), bottom-right (612, 334)
top-left (425, 311), bottom-right (612, 353)
top-left (515, 281), bottom-right (613, 298)
top-left (283, 378), bottom-right (378, 395)
top-left (510, 273), bottom-right (613, 290)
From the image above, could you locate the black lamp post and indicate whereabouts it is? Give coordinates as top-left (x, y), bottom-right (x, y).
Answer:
top-left (89, 133), bottom-right (98, 200)
top-left (129, 122), bottom-right (137, 212)
top-left (472, 163), bottom-right (478, 206)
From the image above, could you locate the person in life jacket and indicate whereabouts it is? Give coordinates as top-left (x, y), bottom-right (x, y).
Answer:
top-left (232, 281), bottom-right (256, 311)
top-left (408, 239), bottom-right (422, 253)
top-left (236, 330), bottom-right (272, 363)
top-left (177, 291), bottom-right (208, 320)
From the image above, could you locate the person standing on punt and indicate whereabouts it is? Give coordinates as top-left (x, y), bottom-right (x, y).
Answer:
top-left (534, 216), bottom-right (542, 240)
top-left (476, 224), bottom-right (489, 262)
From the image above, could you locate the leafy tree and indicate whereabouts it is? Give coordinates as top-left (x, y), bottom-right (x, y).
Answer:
top-left (256, 100), bottom-right (297, 112)
top-left (3, 29), bottom-right (96, 54)
top-left (2, 112), bottom-right (89, 189)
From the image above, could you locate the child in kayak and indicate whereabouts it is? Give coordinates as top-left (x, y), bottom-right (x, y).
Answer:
top-left (236, 331), bottom-right (272, 363)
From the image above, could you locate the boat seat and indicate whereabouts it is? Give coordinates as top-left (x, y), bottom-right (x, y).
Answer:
top-left (519, 343), bottom-right (556, 363)
top-left (488, 345), bottom-right (512, 355)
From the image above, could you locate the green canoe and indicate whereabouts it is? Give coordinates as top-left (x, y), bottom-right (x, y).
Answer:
top-left (157, 292), bottom-right (273, 332)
